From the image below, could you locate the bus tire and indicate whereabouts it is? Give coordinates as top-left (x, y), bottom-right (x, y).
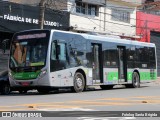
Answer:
top-left (100, 85), bottom-right (113, 90)
top-left (126, 72), bottom-right (140, 88)
top-left (72, 72), bottom-right (85, 93)
top-left (1, 83), bottom-right (10, 95)
top-left (132, 72), bottom-right (140, 88)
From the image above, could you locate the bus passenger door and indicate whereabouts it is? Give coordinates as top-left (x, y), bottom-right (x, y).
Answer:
top-left (92, 43), bottom-right (103, 84)
top-left (117, 46), bottom-right (127, 82)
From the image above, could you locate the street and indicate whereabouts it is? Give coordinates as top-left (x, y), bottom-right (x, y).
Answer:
top-left (0, 79), bottom-right (160, 120)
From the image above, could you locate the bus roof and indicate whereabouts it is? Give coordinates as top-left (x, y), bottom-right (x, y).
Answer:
top-left (15, 29), bottom-right (155, 47)
top-left (51, 30), bottom-right (155, 47)
top-left (85, 34), bottom-right (155, 47)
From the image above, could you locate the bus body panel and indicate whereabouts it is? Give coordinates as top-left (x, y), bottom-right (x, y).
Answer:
top-left (8, 29), bottom-right (157, 91)
top-left (103, 68), bottom-right (119, 85)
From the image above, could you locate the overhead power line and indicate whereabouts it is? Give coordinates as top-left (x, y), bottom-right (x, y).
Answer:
top-left (1, 0), bottom-right (160, 24)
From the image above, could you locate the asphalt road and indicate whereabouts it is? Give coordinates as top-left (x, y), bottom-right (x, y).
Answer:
top-left (0, 80), bottom-right (160, 120)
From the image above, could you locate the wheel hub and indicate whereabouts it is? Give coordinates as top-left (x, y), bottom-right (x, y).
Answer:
top-left (76, 77), bottom-right (83, 88)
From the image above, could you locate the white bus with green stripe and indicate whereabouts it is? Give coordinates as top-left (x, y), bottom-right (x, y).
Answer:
top-left (8, 29), bottom-right (157, 93)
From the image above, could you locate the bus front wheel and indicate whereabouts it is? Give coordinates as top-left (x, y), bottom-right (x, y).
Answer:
top-left (71, 72), bottom-right (85, 93)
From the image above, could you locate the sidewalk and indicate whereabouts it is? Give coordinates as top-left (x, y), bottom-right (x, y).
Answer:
top-left (153, 77), bottom-right (160, 85)
top-left (141, 77), bottom-right (160, 87)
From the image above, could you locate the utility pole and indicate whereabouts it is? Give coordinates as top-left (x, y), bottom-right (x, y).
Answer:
top-left (104, 0), bottom-right (107, 31)
top-left (39, 0), bottom-right (47, 29)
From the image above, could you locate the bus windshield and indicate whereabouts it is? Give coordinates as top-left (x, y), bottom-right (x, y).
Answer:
top-left (9, 32), bottom-right (49, 69)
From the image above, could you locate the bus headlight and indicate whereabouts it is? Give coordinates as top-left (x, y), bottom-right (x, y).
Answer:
top-left (38, 69), bottom-right (47, 79)
top-left (9, 71), bottom-right (12, 76)
top-left (8, 71), bottom-right (14, 80)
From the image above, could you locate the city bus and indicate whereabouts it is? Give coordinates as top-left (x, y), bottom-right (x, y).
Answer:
top-left (8, 29), bottom-right (157, 93)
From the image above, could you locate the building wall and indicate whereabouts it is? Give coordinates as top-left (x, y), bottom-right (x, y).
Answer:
top-left (70, 0), bottom-right (137, 37)
top-left (136, 11), bottom-right (160, 42)
top-left (9, 0), bottom-right (40, 5)
top-left (104, 7), bottom-right (136, 36)
top-left (121, 0), bottom-right (146, 4)
top-left (6, 0), bottom-right (137, 37)
top-left (51, 0), bottom-right (68, 10)
top-left (70, 6), bottom-right (105, 32)
top-left (9, 0), bottom-right (68, 10)
top-left (122, 0), bottom-right (160, 4)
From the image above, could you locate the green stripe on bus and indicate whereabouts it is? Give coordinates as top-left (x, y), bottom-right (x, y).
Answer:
top-left (13, 71), bottom-right (41, 80)
top-left (127, 72), bottom-right (132, 80)
top-left (107, 72), bottom-right (118, 81)
top-left (107, 72), bottom-right (157, 81)
top-left (140, 72), bottom-right (157, 80)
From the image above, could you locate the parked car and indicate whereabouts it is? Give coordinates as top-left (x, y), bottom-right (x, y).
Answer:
top-left (0, 70), bottom-right (10, 95)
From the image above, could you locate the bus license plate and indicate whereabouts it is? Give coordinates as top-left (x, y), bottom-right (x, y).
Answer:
top-left (21, 82), bottom-right (29, 86)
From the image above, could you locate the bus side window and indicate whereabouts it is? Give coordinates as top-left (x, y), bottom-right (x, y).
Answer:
top-left (58, 43), bottom-right (66, 61)
top-left (149, 47), bottom-right (156, 69)
top-left (51, 41), bottom-right (67, 61)
top-left (51, 42), bottom-right (56, 60)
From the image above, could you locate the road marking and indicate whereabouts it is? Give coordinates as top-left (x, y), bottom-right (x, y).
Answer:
top-left (129, 96), bottom-right (160, 99)
top-left (70, 101), bottom-right (131, 106)
top-left (97, 98), bottom-right (129, 101)
top-left (1, 96), bottom-right (160, 111)
top-left (0, 108), bottom-right (34, 111)
top-left (38, 107), bottom-right (94, 111)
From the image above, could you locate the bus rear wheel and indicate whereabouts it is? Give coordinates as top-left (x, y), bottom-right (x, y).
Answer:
top-left (126, 72), bottom-right (140, 88)
top-left (100, 85), bottom-right (113, 90)
top-left (71, 72), bottom-right (85, 93)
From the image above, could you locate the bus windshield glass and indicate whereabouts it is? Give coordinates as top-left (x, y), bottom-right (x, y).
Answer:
top-left (9, 31), bottom-right (50, 68)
